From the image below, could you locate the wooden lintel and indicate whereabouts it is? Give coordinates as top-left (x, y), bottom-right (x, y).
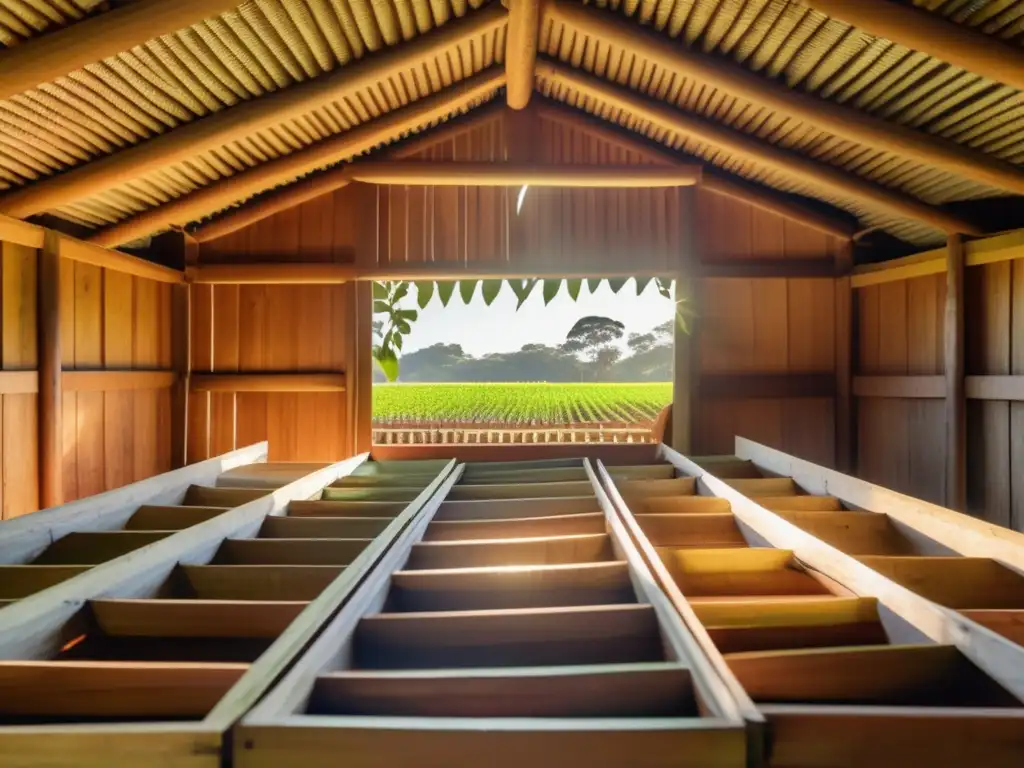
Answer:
top-left (945, 234), bottom-right (966, 510)
top-left (59, 236), bottom-right (184, 284)
top-left (0, 6), bottom-right (508, 221)
top-left (190, 373), bottom-right (347, 393)
top-left (188, 264), bottom-right (357, 285)
top-left (0, 0), bottom-right (243, 102)
top-left (852, 375), bottom-right (946, 399)
top-left (0, 214), bottom-right (44, 249)
top-left (346, 161), bottom-right (701, 187)
top-left (549, 0), bottom-right (1024, 197)
top-left (800, 0), bottom-right (1024, 94)
top-left (505, 0), bottom-right (542, 109)
top-left (535, 59), bottom-right (981, 236)
top-left (700, 374), bottom-right (836, 400)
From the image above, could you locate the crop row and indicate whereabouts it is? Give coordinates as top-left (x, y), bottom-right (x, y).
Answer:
top-left (372, 382), bottom-right (672, 426)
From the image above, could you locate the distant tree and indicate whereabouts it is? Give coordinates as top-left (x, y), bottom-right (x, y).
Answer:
top-left (627, 331), bottom-right (657, 354)
top-left (562, 316), bottom-right (626, 381)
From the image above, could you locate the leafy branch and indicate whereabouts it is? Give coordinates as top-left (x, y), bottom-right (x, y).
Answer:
top-left (372, 280), bottom-right (418, 382)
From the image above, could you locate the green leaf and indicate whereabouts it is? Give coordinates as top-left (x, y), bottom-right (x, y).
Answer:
top-left (566, 279), bottom-right (582, 301)
top-left (635, 276), bottom-right (653, 295)
top-left (398, 309), bottom-right (418, 321)
top-left (510, 278), bottom-right (538, 310)
top-left (397, 320), bottom-right (411, 334)
top-left (607, 278), bottom-right (628, 294)
top-left (543, 279), bottom-right (561, 305)
top-left (416, 281), bottom-right (434, 309)
top-left (481, 279), bottom-right (503, 306)
top-left (437, 281), bottom-right (455, 307)
top-left (459, 280), bottom-right (478, 304)
top-left (372, 300), bottom-right (391, 314)
top-left (655, 277), bottom-right (673, 299)
top-left (372, 282), bottom-right (388, 300)
top-left (587, 278), bottom-right (602, 294)
top-left (393, 333), bottom-right (403, 351)
top-left (375, 346), bottom-right (399, 382)
top-left (392, 281), bottom-right (409, 302)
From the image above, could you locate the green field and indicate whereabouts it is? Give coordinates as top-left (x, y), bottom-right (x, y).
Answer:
top-left (372, 382), bottom-right (672, 426)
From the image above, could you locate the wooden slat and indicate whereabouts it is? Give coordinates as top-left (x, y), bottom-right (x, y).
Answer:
top-left (619, 477), bottom-right (698, 497)
top-left (725, 644), bottom-right (1016, 706)
top-left (440, 466), bottom-right (591, 484)
top-left (0, 660), bottom-right (247, 717)
top-left (446, 480), bottom-right (597, 501)
top-left (722, 477), bottom-right (799, 495)
top-left (966, 375), bottom-right (1024, 400)
top-left (422, 512), bottom-right (606, 541)
top-left (856, 556), bottom-right (1024, 609)
top-left (309, 662), bottom-right (693, 717)
top-left (639, 496), bottom-right (733, 515)
top-left (124, 504), bottom-right (229, 530)
top-left (709, 621), bottom-right (889, 654)
top-left (960, 610), bottom-right (1024, 646)
top-left (191, 373), bottom-right (346, 393)
top-left (213, 538), bottom-right (372, 566)
top-left (692, 596), bottom-right (880, 628)
top-left (91, 599), bottom-right (307, 638)
top-left (387, 561), bottom-right (635, 612)
top-left (32, 531), bottom-right (172, 565)
top-left (287, 500), bottom-right (409, 518)
top-left (433, 496), bottom-right (599, 521)
top-left (332, 473), bottom-right (445, 488)
top-left (182, 486), bottom-right (267, 506)
top-left (605, 464), bottom-right (677, 480)
top-left (259, 516), bottom-right (391, 539)
top-left (752, 496), bottom-right (843, 512)
top-left (320, 487), bottom-right (423, 502)
top-left (0, 565), bottom-right (90, 599)
top-left (182, 564), bottom-right (347, 601)
top-left (406, 533), bottom-right (614, 570)
top-left (635, 513), bottom-right (747, 548)
top-left (353, 604), bottom-right (663, 669)
top-left (772, 511), bottom-right (919, 556)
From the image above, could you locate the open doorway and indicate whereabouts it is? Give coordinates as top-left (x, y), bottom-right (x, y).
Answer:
top-left (371, 277), bottom-right (683, 446)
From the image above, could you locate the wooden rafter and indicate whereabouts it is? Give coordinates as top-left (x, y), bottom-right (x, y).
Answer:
top-left (536, 60), bottom-right (982, 236)
top-left (534, 101), bottom-right (857, 239)
top-left (0, 0), bottom-right (244, 102)
top-left (87, 69), bottom-right (507, 247)
top-left (548, 0), bottom-right (1024, 197)
top-left (192, 105), bottom-right (506, 244)
top-left (0, 5), bottom-right (508, 220)
top-left (800, 0), bottom-right (1024, 94)
top-left (346, 161), bottom-right (701, 186)
top-left (504, 0), bottom-right (543, 109)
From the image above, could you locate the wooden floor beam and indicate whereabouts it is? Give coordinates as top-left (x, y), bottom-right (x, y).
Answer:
top-left (549, 0), bottom-right (1024, 197)
top-left (535, 60), bottom-right (981, 236)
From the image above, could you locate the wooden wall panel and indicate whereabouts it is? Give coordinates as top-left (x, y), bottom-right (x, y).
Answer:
top-left (59, 261), bottom-right (173, 502)
top-left (855, 274), bottom-right (946, 505)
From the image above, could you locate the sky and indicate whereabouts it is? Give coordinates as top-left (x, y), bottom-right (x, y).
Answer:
top-left (396, 279), bottom-right (675, 357)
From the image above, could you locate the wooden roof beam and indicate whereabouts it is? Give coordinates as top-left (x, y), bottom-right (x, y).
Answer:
top-left (548, 0), bottom-right (1024, 197)
top-left (533, 101), bottom-right (857, 239)
top-left (536, 60), bottom-right (982, 236)
top-left (86, 69), bottom-right (506, 247)
top-left (346, 161), bottom-right (701, 186)
top-left (0, 0), bottom-right (244, 102)
top-left (191, 105), bottom-right (506, 244)
top-left (0, 4), bottom-right (508, 220)
top-left (504, 0), bottom-right (543, 109)
top-left (800, 0), bottom-right (1024, 94)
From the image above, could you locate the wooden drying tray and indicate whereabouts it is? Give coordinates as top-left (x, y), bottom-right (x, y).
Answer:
top-left (234, 460), bottom-right (748, 768)
top-left (0, 453), bottom-right (457, 767)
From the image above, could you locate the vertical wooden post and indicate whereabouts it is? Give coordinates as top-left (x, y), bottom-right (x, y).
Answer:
top-left (37, 231), bottom-right (62, 508)
top-left (352, 281), bottom-right (374, 454)
top-left (834, 240), bottom-right (854, 472)
top-left (672, 187), bottom-right (697, 454)
top-left (945, 233), bottom-right (967, 509)
top-left (170, 233), bottom-right (196, 467)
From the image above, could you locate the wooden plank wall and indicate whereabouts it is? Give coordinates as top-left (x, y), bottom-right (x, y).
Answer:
top-left (60, 262), bottom-right (173, 502)
top-left (190, 187), bottom-right (364, 462)
top-left (856, 274), bottom-right (947, 505)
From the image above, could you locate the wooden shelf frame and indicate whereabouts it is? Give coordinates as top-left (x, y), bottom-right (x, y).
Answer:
top-left (236, 459), bottom-right (748, 767)
top-left (0, 453), bottom-right (459, 767)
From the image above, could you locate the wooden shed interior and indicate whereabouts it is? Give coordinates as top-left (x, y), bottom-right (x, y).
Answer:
top-left (3, 0), bottom-right (1024, 530)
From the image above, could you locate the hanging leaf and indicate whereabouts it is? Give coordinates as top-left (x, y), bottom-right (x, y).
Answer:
top-left (481, 280), bottom-right (503, 306)
top-left (392, 281), bottom-right (410, 302)
top-left (397, 320), bottom-right (411, 334)
top-left (372, 300), bottom-right (390, 314)
top-left (393, 332), bottom-right (403, 351)
top-left (416, 281), bottom-right (434, 309)
top-left (375, 345), bottom-right (399, 382)
top-left (511, 278), bottom-right (538, 310)
top-left (566, 278), bottom-right (582, 301)
top-left (372, 281), bottom-right (388, 300)
top-left (655, 277), bottom-right (673, 299)
top-left (607, 278), bottom-right (628, 294)
top-left (587, 278), bottom-right (602, 294)
top-left (398, 309), bottom-right (418, 321)
top-left (437, 281), bottom-right (455, 307)
top-left (635, 276), bottom-right (653, 295)
top-left (543, 279), bottom-right (562, 305)
top-left (460, 280), bottom-right (478, 304)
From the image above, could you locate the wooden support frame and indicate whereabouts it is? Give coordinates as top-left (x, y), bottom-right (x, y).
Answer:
top-left (535, 60), bottom-right (981, 236)
top-left (37, 232), bottom-right (61, 509)
top-left (835, 242), bottom-right (854, 472)
top-left (0, 0), bottom-right (243, 102)
top-left (346, 161), bottom-right (701, 187)
top-left (504, 0), bottom-right (542, 109)
top-left (945, 234), bottom-right (967, 510)
top-left (548, 0), bottom-right (1024, 197)
top-left (0, 454), bottom-right (460, 766)
top-left (671, 188), bottom-right (697, 455)
top-left (799, 0), bottom-right (1024, 95)
top-left (0, 8), bottom-right (508, 222)
top-left (190, 373), bottom-right (347, 393)
top-left (236, 460), bottom-right (747, 767)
